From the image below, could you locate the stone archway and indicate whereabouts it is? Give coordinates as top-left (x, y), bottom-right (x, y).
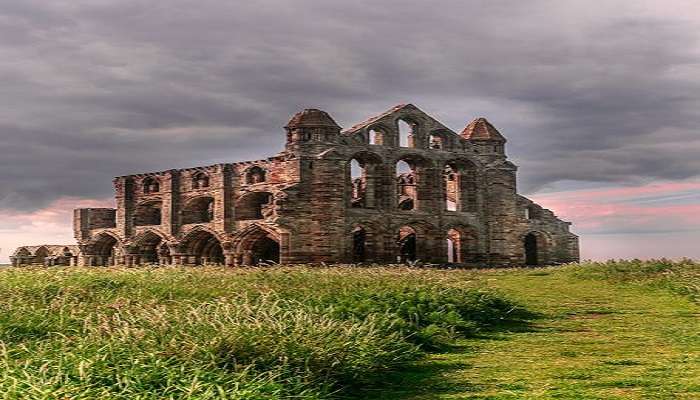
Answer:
top-left (90, 233), bottom-right (120, 266)
top-left (352, 227), bottom-right (367, 263)
top-left (397, 226), bottom-right (417, 263)
top-left (234, 225), bottom-right (281, 266)
top-left (182, 230), bottom-right (224, 265)
top-left (524, 232), bottom-right (548, 266)
top-left (445, 225), bottom-right (479, 264)
top-left (133, 231), bottom-right (169, 265)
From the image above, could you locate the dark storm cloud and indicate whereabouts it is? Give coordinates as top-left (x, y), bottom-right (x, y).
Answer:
top-left (1, 0), bottom-right (699, 210)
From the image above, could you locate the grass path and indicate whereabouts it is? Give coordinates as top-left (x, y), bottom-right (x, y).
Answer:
top-left (361, 269), bottom-right (700, 399)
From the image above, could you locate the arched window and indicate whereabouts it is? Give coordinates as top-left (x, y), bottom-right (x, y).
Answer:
top-left (398, 119), bottom-right (414, 148)
top-left (369, 128), bottom-right (384, 145)
top-left (446, 226), bottom-right (479, 264)
top-left (246, 166), bottom-right (267, 184)
top-left (350, 159), bottom-right (365, 208)
top-left (143, 177), bottom-right (160, 194)
top-left (134, 201), bottom-right (162, 226)
top-left (235, 192), bottom-right (274, 220)
top-left (444, 165), bottom-right (458, 211)
top-left (192, 172), bottom-right (210, 189)
top-left (396, 159), bottom-right (417, 211)
top-left (182, 197), bottom-right (215, 224)
top-left (444, 160), bottom-right (478, 212)
top-left (347, 153), bottom-right (382, 209)
top-left (397, 226), bottom-right (417, 263)
top-left (429, 134), bottom-right (444, 149)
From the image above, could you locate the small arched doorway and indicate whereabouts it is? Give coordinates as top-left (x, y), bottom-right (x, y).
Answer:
top-left (251, 237), bottom-right (280, 265)
top-left (397, 226), bottom-right (417, 263)
top-left (524, 233), bottom-right (539, 266)
top-left (135, 231), bottom-right (166, 264)
top-left (352, 227), bottom-right (367, 263)
top-left (183, 230), bottom-right (224, 265)
top-left (92, 234), bottom-right (119, 266)
top-left (237, 226), bottom-right (282, 266)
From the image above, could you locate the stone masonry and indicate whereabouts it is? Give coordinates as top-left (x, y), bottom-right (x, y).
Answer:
top-left (12, 104), bottom-right (579, 267)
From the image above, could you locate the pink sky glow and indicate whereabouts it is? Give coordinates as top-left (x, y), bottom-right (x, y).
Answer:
top-left (1, 180), bottom-right (699, 263)
top-left (530, 180), bottom-right (700, 261)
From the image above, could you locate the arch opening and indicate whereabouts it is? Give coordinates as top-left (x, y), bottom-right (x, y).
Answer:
top-left (251, 237), bottom-right (280, 265)
top-left (192, 172), bottom-right (210, 189)
top-left (429, 133), bottom-right (444, 149)
top-left (143, 177), bottom-right (160, 194)
top-left (237, 227), bottom-right (281, 266)
top-left (236, 192), bottom-right (274, 220)
top-left (182, 197), bottom-right (215, 224)
top-left (347, 152), bottom-right (383, 209)
top-left (398, 119), bottom-right (415, 148)
top-left (444, 160), bottom-right (478, 212)
top-left (397, 226), bottom-right (417, 263)
top-left (245, 166), bottom-right (267, 184)
top-left (134, 201), bottom-right (162, 226)
top-left (396, 159), bottom-right (421, 211)
top-left (445, 226), bottom-right (479, 264)
top-left (368, 128), bottom-right (384, 145)
top-left (184, 230), bottom-right (223, 265)
top-left (444, 165), bottom-right (458, 211)
top-left (352, 227), bottom-right (367, 263)
top-left (92, 234), bottom-right (119, 266)
top-left (135, 232), bottom-right (168, 264)
top-left (350, 159), bottom-right (365, 208)
top-left (447, 229), bottom-right (460, 263)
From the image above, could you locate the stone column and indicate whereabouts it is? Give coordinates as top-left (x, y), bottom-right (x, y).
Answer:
top-left (224, 254), bottom-right (236, 267)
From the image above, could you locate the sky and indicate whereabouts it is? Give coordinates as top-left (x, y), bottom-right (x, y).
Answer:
top-left (1, 0), bottom-right (699, 263)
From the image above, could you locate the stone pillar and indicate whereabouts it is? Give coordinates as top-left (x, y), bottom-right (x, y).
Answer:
top-left (242, 251), bottom-right (253, 266)
top-left (224, 254), bottom-right (236, 267)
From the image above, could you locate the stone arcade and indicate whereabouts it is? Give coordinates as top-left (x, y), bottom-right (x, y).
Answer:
top-left (11, 104), bottom-right (579, 267)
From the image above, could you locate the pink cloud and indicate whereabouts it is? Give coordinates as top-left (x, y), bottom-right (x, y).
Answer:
top-left (0, 197), bottom-right (113, 263)
top-left (530, 180), bottom-right (700, 260)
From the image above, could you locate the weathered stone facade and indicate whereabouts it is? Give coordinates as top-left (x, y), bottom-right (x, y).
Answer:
top-left (10, 245), bottom-right (81, 267)
top-left (14, 104), bottom-right (579, 267)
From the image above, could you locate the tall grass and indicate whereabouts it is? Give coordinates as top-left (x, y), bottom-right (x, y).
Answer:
top-left (572, 258), bottom-right (700, 303)
top-left (0, 266), bottom-right (529, 399)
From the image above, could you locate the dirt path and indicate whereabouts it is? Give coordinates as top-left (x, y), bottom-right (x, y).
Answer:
top-left (363, 270), bottom-right (700, 400)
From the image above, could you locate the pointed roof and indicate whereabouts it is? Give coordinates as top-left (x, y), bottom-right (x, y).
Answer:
top-left (285, 109), bottom-right (340, 129)
top-left (461, 118), bottom-right (506, 142)
top-left (344, 104), bottom-right (413, 133)
top-left (343, 103), bottom-right (455, 135)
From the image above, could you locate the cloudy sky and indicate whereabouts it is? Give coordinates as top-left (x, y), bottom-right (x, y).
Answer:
top-left (1, 0), bottom-right (699, 262)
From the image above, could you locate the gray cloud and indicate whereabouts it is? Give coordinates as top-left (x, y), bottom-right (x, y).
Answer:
top-left (1, 0), bottom-right (699, 211)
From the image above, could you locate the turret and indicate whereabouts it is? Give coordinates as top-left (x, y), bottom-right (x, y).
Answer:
top-left (284, 109), bottom-right (341, 150)
top-left (461, 117), bottom-right (506, 156)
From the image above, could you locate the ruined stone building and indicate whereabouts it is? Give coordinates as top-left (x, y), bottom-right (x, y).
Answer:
top-left (11, 104), bottom-right (579, 267)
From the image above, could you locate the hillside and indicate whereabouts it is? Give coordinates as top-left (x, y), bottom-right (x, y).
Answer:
top-left (0, 261), bottom-right (697, 399)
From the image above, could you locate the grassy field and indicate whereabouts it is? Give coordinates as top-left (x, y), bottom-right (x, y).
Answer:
top-left (0, 261), bottom-right (697, 399)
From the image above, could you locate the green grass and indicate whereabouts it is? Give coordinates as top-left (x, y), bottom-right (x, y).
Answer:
top-left (0, 261), bottom-right (698, 399)
top-left (361, 260), bottom-right (700, 400)
top-left (0, 266), bottom-right (527, 399)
